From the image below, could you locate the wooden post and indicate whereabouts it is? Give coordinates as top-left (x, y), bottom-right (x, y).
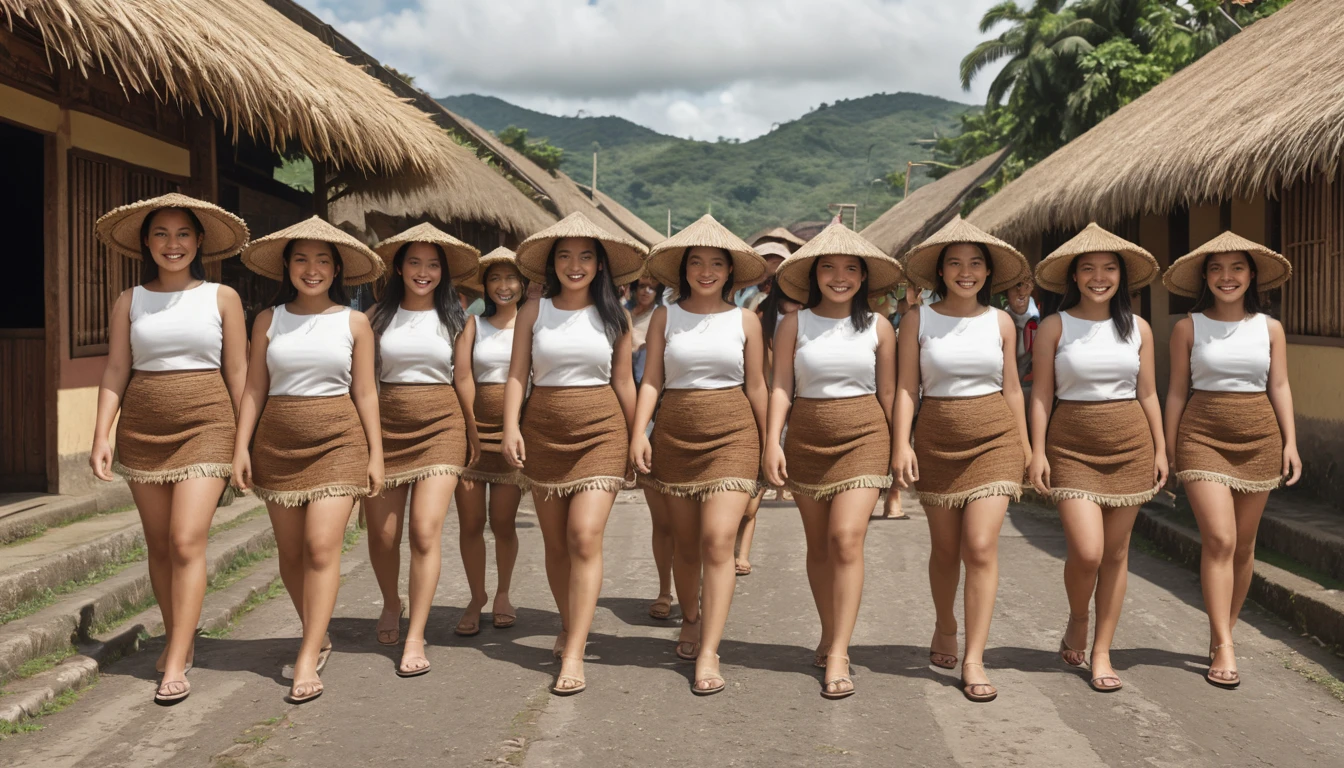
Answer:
top-left (312, 159), bottom-right (329, 219)
top-left (591, 152), bottom-right (597, 197)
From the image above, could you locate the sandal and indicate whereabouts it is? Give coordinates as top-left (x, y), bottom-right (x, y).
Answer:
top-left (454, 611), bottom-right (482, 637)
top-left (1088, 652), bottom-right (1122, 691)
top-left (929, 628), bottom-right (958, 670)
top-left (396, 639), bottom-right (432, 678)
top-left (552, 656), bottom-right (586, 696)
top-left (820, 656), bottom-right (855, 700)
top-left (675, 614), bottom-right (701, 661)
top-left (813, 641), bottom-right (829, 670)
top-left (492, 613), bottom-right (517, 630)
top-left (154, 678), bottom-right (190, 705)
top-left (282, 635), bottom-right (331, 680)
top-left (735, 560), bottom-right (753, 576)
top-left (693, 655), bottom-right (726, 696)
top-left (552, 630), bottom-right (569, 660)
top-left (960, 661), bottom-right (998, 703)
top-left (286, 679), bottom-right (324, 704)
top-left (648, 594), bottom-right (673, 621)
top-left (1059, 614), bottom-right (1088, 668)
top-left (1206, 643), bottom-right (1240, 689)
top-left (377, 599), bottom-right (406, 646)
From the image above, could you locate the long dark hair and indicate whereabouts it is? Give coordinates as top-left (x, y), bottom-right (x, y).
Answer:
top-left (1190, 252), bottom-right (1261, 315)
top-left (934, 243), bottom-right (994, 306)
top-left (481, 261), bottom-right (528, 318)
top-left (269, 240), bottom-right (349, 307)
top-left (1058, 253), bottom-right (1135, 341)
top-left (370, 243), bottom-right (467, 344)
top-left (542, 239), bottom-right (629, 344)
top-left (759, 286), bottom-right (785, 347)
top-left (139, 207), bottom-right (207, 284)
top-left (805, 257), bottom-right (872, 332)
top-left (677, 247), bottom-right (735, 303)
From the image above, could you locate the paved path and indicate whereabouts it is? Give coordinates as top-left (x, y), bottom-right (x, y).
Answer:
top-left (3, 492), bottom-right (1342, 767)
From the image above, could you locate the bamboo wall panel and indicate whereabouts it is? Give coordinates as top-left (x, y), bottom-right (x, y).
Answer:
top-left (1281, 167), bottom-right (1343, 338)
top-left (0, 330), bottom-right (46, 490)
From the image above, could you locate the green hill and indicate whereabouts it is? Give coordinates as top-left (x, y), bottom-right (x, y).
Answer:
top-left (438, 93), bottom-right (973, 235)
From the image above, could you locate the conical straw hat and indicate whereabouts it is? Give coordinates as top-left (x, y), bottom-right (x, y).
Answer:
top-left (514, 212), bottom-right (648, 286)
top-left (241, 216), bottom-right (384, 285)
top-left (1163, 231), bottom-right (1292, 298)
top-left (645, 215), bottom-right (767, 291)
top-left (903, 216), bottom-right (1029, 294)
top-left (463, 246), bottom-right (523, 292)
top-left (754, 242), bottom-right (792, 262)
top-left (95, 192), bottom-right (249, 262)
top-left (374, 223), bottom-right (480, 284)
top-left (775, 221), bottom-right (904, 303)
top-left (1035, 223), bottom-right (1160, 294)
top-left (751, 226), bottom-right (806, 249)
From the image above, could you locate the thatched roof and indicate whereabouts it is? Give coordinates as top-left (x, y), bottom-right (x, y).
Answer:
top-left (968, 0), bottom-right (1344, 243)
top-left (1, 0), bottom-right (469, 179)
top-left (861, 149), bottom-right (1009, 258)
top-left (586, 187), bottom-right (664, 246)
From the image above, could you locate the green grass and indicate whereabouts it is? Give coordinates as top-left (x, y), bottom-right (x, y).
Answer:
top-left (1254, 547), bottom-right (1344, 591)
top-left (200, 578), bottom-right (284, 640)
top-left (13, 648), bottom-right (76, 681)
top-left (0, 544), bottom-right (147, 626)
top-left (210, 506), bottom-right (266, 536)
top-left (207, 545), bottom-right (277, 593)
top-left (1, 503), bottom-right (136, 548)
top-left (0, 686), bottom-right (87, 740)
top-left (342, 528), bottom-right (362, 554)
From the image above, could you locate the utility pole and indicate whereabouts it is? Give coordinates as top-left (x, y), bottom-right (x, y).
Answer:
top-left (827, 203), bottom-right (859, 229)
top-left (667, 209), bottom-right (671, 237)
top-left (592, 152), bottom-right (598, 196)
top-left (905, 161), bottom-right (931, 199)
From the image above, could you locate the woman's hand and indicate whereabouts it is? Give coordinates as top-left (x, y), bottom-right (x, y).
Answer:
top-left (89, 438), bottom-right (114, 482)
top-left (1283, 443), bottom-right (1302, 486)
top-left (502, 428), bottom-right (526, 469)
top-left (466, 435), bottom-right (482, 469)
top-left (1153, 451), bottom-right (1169, 489)
top-left (631, 432), bottom-right (653, 475)
top-left (232, 450), bottom-right (252, 492)
top-left (763, 443), bottom-right (788, 488)
top-left (367, 457), bottom-right (384, 498)
top-left (1028, 452), bottom-right (1051, 496)
top-left (891, 445), bottom-right (919, 489)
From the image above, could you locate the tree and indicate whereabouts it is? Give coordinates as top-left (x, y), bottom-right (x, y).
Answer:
top-left (498, 126), bottom-right (565, 173)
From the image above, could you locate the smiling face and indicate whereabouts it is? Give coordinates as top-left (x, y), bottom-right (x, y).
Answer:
top-left (1203, 251), bottom-right (1255, 305)
top-left (143, 209), bottom-right (202, 275)
top-left (485, 262), bottom-right (523, 307)
top-left (814, 254), bottom-right (866, 305)
top-left (552, 236), bottom-right (600, 292)
top-left (684, 247), bottom-right (733, 299)
top-left (400, 242), bottom-right (442, 299)
top-left (1006, 278), bottom-right (1033, 313)
top-left (1072, 252), bottom-right (1122, 305)
top-left (286, 239), bottom-right (339, 297)
top-left (938, 243), bottom-right (990, 300)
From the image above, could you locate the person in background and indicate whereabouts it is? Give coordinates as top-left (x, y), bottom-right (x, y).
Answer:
top-left (627, 275), bottom-right (663, 384)
top-left (1004, 275), bottom-right (1039, 395)
top-left (735, 242), bottom-right (791, 310)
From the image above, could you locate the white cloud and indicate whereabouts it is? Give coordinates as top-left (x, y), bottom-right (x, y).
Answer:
top-left (300, 0), bottom-right (1004, 140)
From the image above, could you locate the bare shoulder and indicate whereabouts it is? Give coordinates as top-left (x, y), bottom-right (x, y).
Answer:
top-left (1172, 315), bottom-right (1193, 337)
top-left (1037, 312), bottom-right (1062, 334)
top-left (1135, 315), bottom-right (1153, 339)
top-left (1264, 314), bottom-right (1286, 339)
top-left (348, 307), bottom-right (372, 332)
top-left (517, 298), bottom-right (541, 326)
top-left (873, 312), bottom-right (896, 341)
top-left (739, 306), bottom-right (761, 330)
top-left (897, 305), bottom-right (921, 335)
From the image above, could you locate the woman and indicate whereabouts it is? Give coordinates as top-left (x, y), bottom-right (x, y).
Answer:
top-left (232, 217), bottom-right (385, 703)
top-left (628, 276), bottom-right (663, 383)
top-left (892, 217), bottom-right (1031, 703)
top-left (762, 222), bottom-right (902, 699)
top-left (1163, 231), bottom-right (1299, 689)
top-left (455, 247), bottom-right (530, 634)
top-left (501, 213), bottom-right (646, 695)
top-left (363, 224), bottom-right (480, 676)
top-left (90, 193), bottom-right (249, 704)
top-left (630, 215), bottom-right (768, 694)
top-left (1027, 224), bottom-right (1166, 693)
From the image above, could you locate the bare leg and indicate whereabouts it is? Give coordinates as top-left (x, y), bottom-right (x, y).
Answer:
top-left (1187, 480), bottom-right (1239, 681)
top-left (695, 491), bottom-right (749, 690)
top-left (533, 492), bottom-right (572, 655)
top-left (488, 483), bottom-right (523, 621)
top-left (880, 489), bottom-right (906, 519)
top-left (1057, 499), bottom-right (1104, 666)
top-left (1229, 490), bottom-right (1270, 629)
top-left (923, 504), bottom-right (962, 665)
top-left (453, 478), bottom-right (489, 633)
top-left (399, 475), bottom-right (456, 672)
top-left (364, 485), bottom-right (408, 642)
top-left (735, 492), bottom-right (762, 574)
top-left (959, 496), bottom-right (1008, 691)
top-left (796, 495), bottom-right (834, 664)
top-left (158, 477), bottom-right (224, 691)
top-left (290, 495), bottom-right (355, 699)
top-left (130, 482), bottom-right (175, 672)
top-left (644, 488), bottom-right (675, 615)
top-left (556, 489), bottom-right (618, 688)
top-left (823, 487), bottom-right (880, 696)
top-left (1090, 504), bottom-right (1139, 685)
top-left (665, 494), bottom-right (703, 652)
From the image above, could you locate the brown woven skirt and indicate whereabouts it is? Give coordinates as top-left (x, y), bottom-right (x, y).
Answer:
top-left (1046, 399), bottom-right (1159, 507)
top-left (380, 383), bottom-right (467, 489)
top-left (648, 388), bottom-right (760, 500)
top-left (461, 383), bottom-right (529, 488)
top-left (1176, 390), bottom-right (1283, 493)
top-left (783, 395), bottom-right (891, 501)
top-left (521, 385), bottom-right (628, 498)
top-left (914, 393), bottom-right (1023, 508)
top-left (114, 370), bottom-right (235, 484)
top-left (252, 394), bottom-right (370, 506)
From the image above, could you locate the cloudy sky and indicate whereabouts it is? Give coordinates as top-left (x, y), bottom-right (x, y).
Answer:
top-left (298, 0), bottom-right (1005, 141)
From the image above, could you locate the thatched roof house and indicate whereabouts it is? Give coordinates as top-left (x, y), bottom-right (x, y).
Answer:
top-left (862, 148), bottom-right (1009, 259)
top-left (586, 186), bottom-right (665, 245)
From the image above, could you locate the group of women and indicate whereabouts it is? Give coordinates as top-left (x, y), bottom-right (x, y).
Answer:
top-left (89, 192), bottom-right (1299, 707)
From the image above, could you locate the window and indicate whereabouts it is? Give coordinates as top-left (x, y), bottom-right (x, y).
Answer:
top-left (1281, 166), bottom-right (1344, 339)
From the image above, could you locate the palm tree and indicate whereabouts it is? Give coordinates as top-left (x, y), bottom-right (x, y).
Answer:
top-left (959, 1), bottom-right (1104, 108)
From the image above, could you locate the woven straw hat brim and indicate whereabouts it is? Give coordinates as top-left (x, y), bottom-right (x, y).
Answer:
top-left (1162, 231), bottom-right (1292, 298)
top-left (1035, 223), bottom-right (1160, 294)
top-left (645, 215), bottom-right (767, 290)
top-left (95, 192), bottom-right (249, 262)
top-left (754, 242), bottom-right (792, 261)
top-left (241, 216), bottom-right (384, 286)
top-left (752, 227), bottom-right (806, 249)
top-left (514, 212), bottom-right (649, 286)
top-left (467, 247), bottom-right (523, 291)
top-left (902, 216), bottom-right (1029, 294)
top-left (775, 222), bottom-right (904, 303)
top-left (374, 223), bottom-right (480, 284)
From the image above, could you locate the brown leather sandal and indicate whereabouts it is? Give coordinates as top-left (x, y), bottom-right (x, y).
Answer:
top-left (929, 629), bottom-right (958, 670)
top-left (961, 661), bottom-right (998, 703)
top-left (1059, 614), bottom-right (1088, 668)
top-left (675, 614), bottom-right (701, 661)
top-left (377, 599), bottom-right (406, 646)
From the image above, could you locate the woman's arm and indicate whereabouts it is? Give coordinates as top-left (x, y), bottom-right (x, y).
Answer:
top-left (762, 312), bottom-right (798, 487)
top-left (349, 311), bottom-right (384, 495)
top-left (90, 290), bottom-right (135, 481)
top-left (231, 309), bottom-right (274, 491)
top-left (218, 286), bottom-right (249, 415)
top-left (1266, 317), bottom-right (1301, 485)
top-left (998, 310), bottom-right (1031, 467)
top-left (629, 307), bottom-right (668, 474)
top-left (742, 309), bottom-right (770, 449)
top-left (1134, 318), bottom-right (1168, 489)
top-left (891, 309), bottom-right (922, 487)
top-left (1027, 314), bottom-right (1061, 494)
top-left (1163, 317), bottom-right (1193, 472)
top-left (875, 314), bottom-right (897, 427)
top-left (454, 317), bottom-right (480, 468)
top-left (501, 301), bottom-right (539, 469)
top-left (610, 326), bottom-right (638, 432)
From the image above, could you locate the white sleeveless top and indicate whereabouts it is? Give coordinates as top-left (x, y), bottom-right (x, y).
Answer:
top-left (378, 307), bottom-right (454, 385)
top-left (1190, 313), bottom-right (1270, 392)
top-left (663, 304), bottom-right (746, 390)
top-left (793, 309), bottom-right (879, 399)
top-left (266, 306), bottom-right (354, 397)
top-left (472, 314), bottom-right (514, 384)
top-left (531, 298), bottom-right (612, 387)
top-left (1053, 312), bottom-right (1140, 401)
top-left (918, 304), bottom-right (1003, 397)
top-left (129, 282), bottom-right (222, 371)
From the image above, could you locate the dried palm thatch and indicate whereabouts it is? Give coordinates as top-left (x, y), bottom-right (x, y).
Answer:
top-left (587, 187), bottom-right (664, 247)
top-left (968, 0), bottom-right (1344, 243)
top-left (0, 0), bottom-right (469, 179)
top-left (861, 149), bottom-right (1009, 258)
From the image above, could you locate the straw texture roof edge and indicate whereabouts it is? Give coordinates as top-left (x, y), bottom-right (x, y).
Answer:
top-left (515, 212), bottom-right (649, 286)
top-left (902, 216), bottom-right (1029, 294)
top-left (242, 216), bottom-right (384, 285)
top-left (95, 193), bottom-right (249, 261)
top-left (775, 222), bottom-right (904, 303)
top-left (1035, 223), bottom-right (1160, 294)
top-left (645, 215), bottom-right (766, 290)
top-left (861, 149), bottom-right (1009, 258)
top-left (748, 227), bottom-right (806, 249)
top-left (1162, 231), bottom-right (1292, 298)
